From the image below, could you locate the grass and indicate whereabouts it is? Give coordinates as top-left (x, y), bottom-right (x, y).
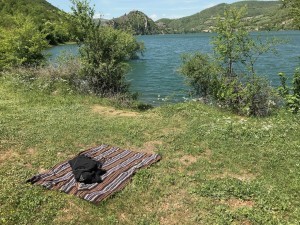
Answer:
top-left (0, 76), bottom-right (299, 224)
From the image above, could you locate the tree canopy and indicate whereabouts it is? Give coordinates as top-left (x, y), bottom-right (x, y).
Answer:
top-left (0, 0), bottom-right (74, 44)
top-left (0, 16), bottom-right (48, 69)
top-left (70, 0), bottom-right (144, 95)
top-left (180, 6), bottom-right (280, 116)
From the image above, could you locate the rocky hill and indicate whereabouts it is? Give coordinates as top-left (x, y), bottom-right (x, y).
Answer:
top-left (107, 10), bottom-right (162, 35)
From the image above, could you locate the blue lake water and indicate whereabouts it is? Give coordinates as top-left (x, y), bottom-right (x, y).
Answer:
top-left (46, 31), bottom-right (300, 105)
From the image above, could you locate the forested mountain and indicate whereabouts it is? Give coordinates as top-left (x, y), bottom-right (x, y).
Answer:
top-left (0, 0), bottom-right (62, 22)
top-left (107, 11), bottom-right (162, 35)
top-left (0, 0), bottom-right (73, 44)
top-left (157, 1), bottom-right (294, 33)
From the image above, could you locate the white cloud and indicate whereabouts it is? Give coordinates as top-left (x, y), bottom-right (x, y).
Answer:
top-left (204, 3), bottom-right (217, 9)
top-left (150, 14), bottom-right (158, 21)
top-left (168, 15), bottom-right (186, 19)
top-left (93, 13), bottom-right (102, 19)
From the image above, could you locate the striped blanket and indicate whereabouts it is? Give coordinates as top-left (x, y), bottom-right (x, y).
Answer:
top-left (27, 144), bottom-right (161, 203)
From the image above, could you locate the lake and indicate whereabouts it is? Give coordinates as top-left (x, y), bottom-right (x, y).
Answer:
top-left (46, 31), bottom-right (300, 105)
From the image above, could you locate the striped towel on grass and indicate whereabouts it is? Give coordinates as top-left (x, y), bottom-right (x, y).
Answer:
top-left (27, 144), bottom-right (161, 204)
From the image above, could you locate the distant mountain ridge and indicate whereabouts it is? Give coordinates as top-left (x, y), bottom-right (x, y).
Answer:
top-left (156, 1), bottom-right (295, 33)
top-left (106, 1), bottom-right (295, 34)
top-left (0, 0), bottom-right (295, 38)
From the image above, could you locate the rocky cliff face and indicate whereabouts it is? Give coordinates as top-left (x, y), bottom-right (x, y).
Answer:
top-left (108, 11), bottom-right (161, 35)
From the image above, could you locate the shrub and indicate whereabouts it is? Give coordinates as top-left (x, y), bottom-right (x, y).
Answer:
top-left (180, 53), bottom-right (221, 98)
top-left (3, 55), bottom-right (81, 95)
top-left (0, 16), bottom-right (48, 70)
top-left (243, 76), bottom-right (278, 116)
top-left (78, 26), bottom-right (143, 95)
top-left (278, 68), bottom-right (300, 113)
top-left (212, 6), bottom-right (249, 77)
top-left (70, 0), bottom-right (143, 96)
top-left (180, 6), bottom-right (280, 117)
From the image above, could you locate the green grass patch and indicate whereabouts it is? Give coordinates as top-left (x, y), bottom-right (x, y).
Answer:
top-left (0, 77), bottom-right (299, 224)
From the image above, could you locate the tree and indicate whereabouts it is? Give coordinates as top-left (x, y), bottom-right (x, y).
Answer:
top-left (0, 0), bottom-right (74, 44)
top-left (180, 6), bottom-right (279, 116)
top-left (70, 0), bottom-right (143, 95)
top-left (279, 0), bottom-right (300, 113)
top-left (180, 53), bottom-right (220, 98)
top-left (43, 20), bottom-right (71, 45)
top-left (212, 6), bottom-right (249, 77)
top-left (278, 68), bottom-right (300, 113)
top-left (0, 16), bottom-right (48, 70)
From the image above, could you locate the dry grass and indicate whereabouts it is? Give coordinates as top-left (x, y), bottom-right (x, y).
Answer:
top-left (179, 155), bottom-right (198, 166)
top-left (210, 171), bottom-right (257, 182)
top-left (220, 198), bottom-right (255, 210)
top-left (91, 105), bottom-right (140, 117)
top-left (159, 190), bottom-right (197, 225)
top-left (140, 140), bottom-right (163, 154)
top-left (0, 149), bottom-right (20, 164)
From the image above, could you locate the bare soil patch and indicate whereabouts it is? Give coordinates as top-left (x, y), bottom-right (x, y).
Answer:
top-left (0, 150), bottom-right (20, 164)
top-left (201, 148), bottom-right (212, 159)
top-left (142, 141), bottom-right (163, 154)
top-left (54, 201), bottom-right (90, 224)
top-left (179, 155), bottom-right (198, 166)
top-left (38, 168), bottom-right (47, 173)
top-left (118, 213), bottom-right (130, 224)
top-left (160, 127), bottom-right (183, 136)
top-left (27, 148), bottom-right (37, 155)
top-left (210, 171), bottom-right (256, 182)
top-left (92, 105), bottom-right (139, 117)
top-left (232, 219), bottom-right (253, 225)
top-left (220, 198), bottom-right (255, 210)
top-left (159, 190), bottom-right (196, 225)
top-left (179, 148), bottom-right (212, 166)
top-left (130, 140), bottom-right (163, 154)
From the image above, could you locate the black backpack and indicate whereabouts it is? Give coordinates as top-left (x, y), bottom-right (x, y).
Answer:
top-left (68, 155), bottom-right (106, 184)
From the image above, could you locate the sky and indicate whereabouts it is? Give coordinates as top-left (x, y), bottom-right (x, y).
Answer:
top-left (46, 0), bottom-right (276, 21)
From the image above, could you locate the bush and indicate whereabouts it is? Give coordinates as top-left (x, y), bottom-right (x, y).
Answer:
top-left (78, 26), bottom-right (143, 95)
top-left (180, 53), bottom-right (221, 98)
top-left (180, 6), bottom-right (280, 117)
top-left (0, 16), bottom-right (48, 70)
top-left (242, 76), bottom-right (278, 116)
top-left (3, 55), bottom-right (81, 95)
top-left (71, 0), bottom-right (143, 96)
top-left (278, 68), bottom-right (300, 113)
